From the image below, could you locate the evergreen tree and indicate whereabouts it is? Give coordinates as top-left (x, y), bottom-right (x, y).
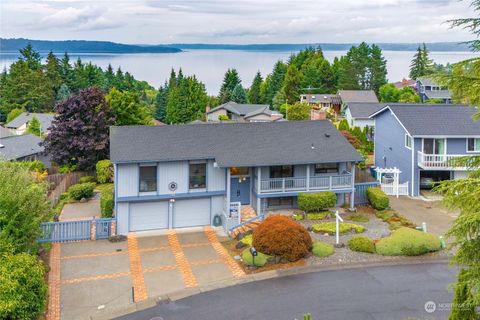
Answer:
top-left (103, 64), bottom-right (115, 90)
top-left (248, 71), bottom-right (263, 104)
top-left (59, 53), bottom-right (74, 90)
top-left (369, 44), bottom-right (388, 93)
top-left (449, 269), bottom-right (478, 320)
top-left (154, 83), bottom-right (168, 122)
top-left (218, 68), bottom-right (241, 103)
top-left (18, 44), bottom-right (41, 71)
top-left (409, 44), bottom-right (433, 80)
top-left (264, 61), bottom-right (287, 106)
top-left (45, 52), bottom-right (62, 94)
top-left (231, 84), bottom-right (247, 103)
top-left (26, 116), bottom-right (41, 136)
top-left (56, 84), bottom-right (71, 101)
top-left (282, 65), bottom-right (303, 104)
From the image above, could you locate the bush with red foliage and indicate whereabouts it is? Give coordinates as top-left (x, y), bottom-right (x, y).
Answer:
top-left (341, 130), bottom-right (362, 149)
top-left (252, 216), bottom-right (312, 262)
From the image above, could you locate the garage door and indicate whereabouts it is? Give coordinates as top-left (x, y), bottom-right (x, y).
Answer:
top-left (173, 198), bottom-right (210, 228)
top-left (130, 201), bottom-right (168, 231)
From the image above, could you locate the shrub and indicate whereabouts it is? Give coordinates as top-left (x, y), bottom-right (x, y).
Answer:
top-left (0, 252), bottom-right (48, 320)
top-left (375, 210), bottom-right (395, 221)
top-left (68, 182), bottom-right (95, 200)
top-left (240, 234), bottom-right (253, 246)
top-left (79, 176), bottom-right (96, 183)
top-left (348, 213), bottom-right (370, 223)
top-left (14, 160), bottom-right (45, 173)
top-left (298, 192), bottom-right (336, 212)
top-left (218, 114), bottom-right (229, 121)
top-left (241, 248), bottom-right (268, 267)
top-left (338, 119), bottom-right (350, 131)
top-left (367, 187), bottom-right (389, 210)
top-left (96, 159), bottom-right (113, 184)
top-left (252, 216), bottom-right (312, 262)
top-left (306, 211), bottom-right (331, 220)
top-left (375, 227), bottom-right (441, 256)
top-left (341, 130), bottom-right (362, 149)
top-left (100, 184), bottom-right (114, 218)
top-left (348, 236), bottom-right (375, 253)
top-left (312, 241), bottom-right (334, 257)
top-left (312, 222), bottom-right (365, 235)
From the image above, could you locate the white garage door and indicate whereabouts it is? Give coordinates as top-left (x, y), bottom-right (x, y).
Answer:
top-left (173, 198), bottom-right (210, 228)
top-left (130, 201), bottom-right (168, 232)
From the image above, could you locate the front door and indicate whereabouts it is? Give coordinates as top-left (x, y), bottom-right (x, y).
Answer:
top-left (230, 177), bottom-right (250, 204)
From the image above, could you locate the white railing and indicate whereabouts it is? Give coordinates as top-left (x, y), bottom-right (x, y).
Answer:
top-left (417, 151), bottom-right (468, 170)
top-left (258, 174), bottom-right (353, 194)
top-left (381, 182), bottom-right (409, 197)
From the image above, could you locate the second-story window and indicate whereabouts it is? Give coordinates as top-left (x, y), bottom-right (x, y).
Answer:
top-left (139, 165), bottom-right (157, 192)
top-left (405, 134), bottom-right (412, 149)
top-left (467, 138), bottom-right (480, 152)
top-left (314, 163), bottom-right (338, 174)
top-left (189, 163), bottom-right (206, 189)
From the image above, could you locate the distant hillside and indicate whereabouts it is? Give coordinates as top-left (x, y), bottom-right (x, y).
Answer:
top-left (0, 38), bottom-right (182, 53)
top-left (169, 42), bottom-right (472, 52)
top-left (0, 38), bottom-right (472, 54)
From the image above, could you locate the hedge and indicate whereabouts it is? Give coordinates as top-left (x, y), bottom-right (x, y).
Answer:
top-left (79, 176), bottom-right (96, 184)
top-left (312, 222), bottom-right (365, 235)
top-left (100, 184), bottom-right (114, 218)
top-left (298, 192), bottom-right (336, 212)
top-left (96, 159), bottom-right (113, 184)
top-left (367, 187), bottom-right (389, 210)
top-left (347, 236), bottom-right (375, 253)
top-left (312, 241), bottom-right (334, 257)
top-left (68, 182), bottom-right (95, 200)
top-left (375, 227), bottom-right (441, 256)
top-left (0, 252), bottom-right (48, 320)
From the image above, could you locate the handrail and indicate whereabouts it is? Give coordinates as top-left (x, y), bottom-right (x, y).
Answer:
top-left (229, 214), bottom-right (265, 233)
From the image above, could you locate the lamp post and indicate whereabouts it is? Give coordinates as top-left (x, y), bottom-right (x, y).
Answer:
top-left (250, 246), bottom-right (258, 266)
top-left (335, 210), bottom-right (344, 246)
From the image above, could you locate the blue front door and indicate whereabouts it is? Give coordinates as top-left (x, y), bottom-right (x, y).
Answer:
top-left (230, 177), bottom-right (250, 204)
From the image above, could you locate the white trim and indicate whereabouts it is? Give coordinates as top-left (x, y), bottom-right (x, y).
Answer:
top-left (466, 137), bottom-right (480, 153)
top-left (411, 138), bottom-right (415, 197)
top-left (413, 135), bottom-right (480, 138)
top-left (405, 134), bottom-right (412, 150)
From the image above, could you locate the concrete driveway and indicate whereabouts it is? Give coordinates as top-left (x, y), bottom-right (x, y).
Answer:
top-left (52, 228), bottom-right (244, 320)
top-left (60, 197), bottom-right (101, 221)
top-left (389, 196), bottom-right (458, 236)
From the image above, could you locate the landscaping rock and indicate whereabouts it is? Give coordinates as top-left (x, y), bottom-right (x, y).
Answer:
top-left (236, 233), bottom-right (245, 241)
top-left (108, 235), bottom-right (127, 242)
top-left (235, 241), bottom-right (247, 250)
top-left (79, 197), bottom-right (87, 203)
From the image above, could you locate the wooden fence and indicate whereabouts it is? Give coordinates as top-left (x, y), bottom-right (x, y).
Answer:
top-left (47, 171), bottom-right (92, 207)
top-left (355, 166), bottom-right (376, 183)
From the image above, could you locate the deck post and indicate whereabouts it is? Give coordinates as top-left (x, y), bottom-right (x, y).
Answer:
top-left (350, 164), bottom-right (356, 209)
top-left (257, 167), bottom-right (262, 214)
top-left (306, 165), bottom-right (310, 191)
top-left (226, 168), bottom-right (231, 209)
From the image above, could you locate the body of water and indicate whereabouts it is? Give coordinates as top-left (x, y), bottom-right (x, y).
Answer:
top-left (1, 49), bottom-right (477, 94)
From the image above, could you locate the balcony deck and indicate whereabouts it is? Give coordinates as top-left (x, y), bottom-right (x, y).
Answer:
top-left (254, 174), bottom-right (353, 194)
top-left (417, 151), bottom-right (468, 170)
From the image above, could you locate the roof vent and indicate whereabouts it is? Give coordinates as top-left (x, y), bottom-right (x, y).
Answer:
top-left (0, 144), bottom-right (4, 148)
top-left (324, 133), bottom-right (331, 138)
top-left (311, 143), bottom-right (315, 150)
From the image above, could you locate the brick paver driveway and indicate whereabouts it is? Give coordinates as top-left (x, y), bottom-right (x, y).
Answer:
top-left (51, 227), bottom-right (243, 320)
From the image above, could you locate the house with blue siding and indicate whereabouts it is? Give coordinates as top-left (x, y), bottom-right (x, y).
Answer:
top-left (370, 104), bottom-right (480, 197)
top-left (110, 121), bottom-right (363, 235)
top-left (416, 77), bottom-right (452, 104)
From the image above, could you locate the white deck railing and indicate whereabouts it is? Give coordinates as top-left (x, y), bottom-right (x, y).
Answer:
top-left (417, 151), bottom-right (468, 170)
top-left (258, 174), bottom-right (353, 194)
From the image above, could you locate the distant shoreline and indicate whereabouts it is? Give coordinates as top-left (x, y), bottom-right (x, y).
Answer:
top-left (0, 38), bottom-right (474, 54)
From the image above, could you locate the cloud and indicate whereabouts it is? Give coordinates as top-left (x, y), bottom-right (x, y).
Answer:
top-left (37, 5), bottom-right (120, 30)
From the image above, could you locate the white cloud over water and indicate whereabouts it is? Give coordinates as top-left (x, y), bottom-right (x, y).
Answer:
top-left (0, 0), bottom-right (475, 44)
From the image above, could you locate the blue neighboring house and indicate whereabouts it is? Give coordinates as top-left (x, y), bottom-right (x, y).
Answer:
top-left (370, 104), bottom-right (480, 197)
top-left (110, 121), bottom-right (363, 235)
top-left (416, 77), bottom-right (452, 104)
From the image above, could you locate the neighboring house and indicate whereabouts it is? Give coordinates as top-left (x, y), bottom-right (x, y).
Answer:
top-left (393, 79), bottom-right (416, 90)
top-left (110, 121), bottom-right (363, 234)
top-left (300, 94), bottom-right (342, 114)
top-left (344, 102), bottom-right (387, 130)
top-left (0, 125), bottom-right (14, 138)
top-left (0, 134), bottom-right (50, 165)
top-left (416, 77), bottom-right (452, 104)
top-left (338, 90), bottom-right (379, 114)
top-left (5, 112), bottom-right (56, 135)
top-left (206, 102), bottom-right (283, 122)
top-left (370, 104), bottom-right (479, 197)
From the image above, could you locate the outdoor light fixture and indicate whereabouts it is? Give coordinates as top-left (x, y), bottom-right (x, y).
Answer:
top-left (250, 246), bottom-right (258, 265)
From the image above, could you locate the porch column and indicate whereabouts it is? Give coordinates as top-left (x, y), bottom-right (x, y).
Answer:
top-left (350, 163), bottom-right (356, 209)
top-left (226, 168), bottom-right (231, 206)
top-left (257, 167), bottom-right (261, 214)
top-left (306, 165), bottom-right (310, 191)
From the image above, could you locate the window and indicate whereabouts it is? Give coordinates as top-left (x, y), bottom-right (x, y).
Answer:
top-left (405, 134), bottom-right (412, 149)
top-left (139, 166), bottom-right (157, 192)
top-left (189, 163), bottom-right (206, 189)
top-left (467, 138), bottom-right (480, 152)
top-left (270, 165), bottom-right (293, 178)
top-left (230, 167), bottom-right (249, 176)
top-left (314, 163), bottom-right (338, 174)
top-left (423, 138), bottom-right (445, 155)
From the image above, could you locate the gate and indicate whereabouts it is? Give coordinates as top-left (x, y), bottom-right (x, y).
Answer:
top-left (38, 218), bottom-right (116, 243)
top-left (354, 182), bottom-right (380, 205)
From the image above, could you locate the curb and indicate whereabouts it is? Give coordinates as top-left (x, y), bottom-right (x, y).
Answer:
top-left (90, 256), bottom-right (451, 320)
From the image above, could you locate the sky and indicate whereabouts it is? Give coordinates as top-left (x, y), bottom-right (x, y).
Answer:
top-left (0, 0), bottom-right (476, 44)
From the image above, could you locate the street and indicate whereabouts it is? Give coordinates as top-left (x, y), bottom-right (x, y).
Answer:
top-left (118, 262), bottom-right (457, 320)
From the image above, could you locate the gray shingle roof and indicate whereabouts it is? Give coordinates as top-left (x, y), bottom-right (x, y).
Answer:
top-left (207, 102), bottom-right (269, 116)
top-left (6, 112), bottom-right (56, 131)
top-left (338, 90), bottom-right (379, 103)
top-left (0, 134), bottom-right (43, 160)
top-left (347, 103), bottom-right (387, 119)
top-left (301, 94), bottom-right (341, 104)
top-left (0, 126), bottom-right (14, 138)
top-left (371, 104), bottom-right (480, 136)
top-left (110, 121), bottom-right (363, 167)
